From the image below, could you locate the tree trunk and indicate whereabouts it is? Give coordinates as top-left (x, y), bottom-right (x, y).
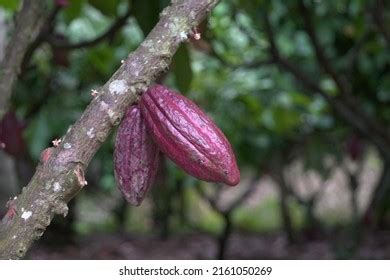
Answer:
top-left (217, 213), bottom-right (232, 260)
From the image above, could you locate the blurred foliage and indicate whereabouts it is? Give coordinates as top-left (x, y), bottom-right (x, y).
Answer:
top-left (1, 0), bottom-right (389, 240)
top-left (0, 0), bottom-right (20, 11)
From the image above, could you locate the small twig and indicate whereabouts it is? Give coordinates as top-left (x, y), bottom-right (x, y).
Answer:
top-left (21, 6), bottom-right (61, 73)
top-left (297, 0), bottom-right (351, 96)
top-left (196, 176), bottom-right (260, 215)
top-left (270, 152), bottom-right (296, 243)
top-left (195, 176), bottom-right (260, 260)
top-left (210, 47), bottom-right (273, 69)
top-left (225, 176), bottom-right (259, 214)
top-left (262, 12), bottom-right (390, 159)
top-left (195, 183), bottom-right (219, 211)
top-left (48, 8), bottom-right (132, 50)
top-left (297, 1), bottom-right (390, 145)
top-left (0, 0), bottom-right (53, 120)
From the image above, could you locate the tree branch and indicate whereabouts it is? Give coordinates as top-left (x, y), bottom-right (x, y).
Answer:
top-left (0, 0), bottom-right (53, 120)
top-left (195, 183), bottom-right (220, 211)
top-left (22, 5), bottom-right (131, 74)
top-left (297, 0), bottom-right (351, 96)
top-left (262, 12), bottom-right (390, 159)
top-left (208, 41), bottom-right (273, 70)
top-left (0, 0), bottom-right (50, 119)
top-left (371, 0), bottom-right (390, 46)
top-left (0, 0), bottom-right (220, 260)
top-left (48, 7), bottom-right (132, 50)
top-left (225, 176), bottom-right (259, 214)
top-left (20, 6), bottom-right (61, 74)
top-left (297, 1), bottom-right (390, 152)
top-left (196, 176), bottom-right (259, 215)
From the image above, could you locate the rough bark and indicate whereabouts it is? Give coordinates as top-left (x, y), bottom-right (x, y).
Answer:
top-left (0, 0), bottom-right (53, 120)
top-left (0, 0), bottom-right (220, 259)
top-left (0, 11), bottom-right (8, 61)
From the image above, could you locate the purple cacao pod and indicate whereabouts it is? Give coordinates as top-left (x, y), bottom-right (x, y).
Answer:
top-left (114, 105), bottom-right (160, 205)
top-left (140, 84), bottom-right (240, 186)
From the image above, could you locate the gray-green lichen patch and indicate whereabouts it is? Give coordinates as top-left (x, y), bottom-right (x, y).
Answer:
top-left (53, 201), bottom-right (68, 217)
top-left (21, 210), bottom-right (32, 221)
top-left (63, 143), bottom-right (72, 149)
top-left (99, 101), bottom-right (109, 111)
top-left (169, 16), bottom-right (190, 41)
top-left (87, 127), bottom-right (95, 139)
top-left (109, 79), bottom-right (128, 95)
top-left (53, 182), bottom-right (62, 192)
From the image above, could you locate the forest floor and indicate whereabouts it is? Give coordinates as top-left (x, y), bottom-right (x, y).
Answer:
top-left (26, 155), bottom-right (390, 260)
top-left (28, 229), bottom-right (390, 260)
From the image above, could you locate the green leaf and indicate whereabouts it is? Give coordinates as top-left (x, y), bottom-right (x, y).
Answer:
top-left (63, 0), bottom-right (85, 22)
top-left (262, 106), bottom-right (301, 134)
top-left (88, 0), bottom-right (120, 16)
top-left (172, 45), bottom-right (193, 93)
top-left (132, 0), bottom-right (160, 36)
top-left (83, 43), bottom-right (117, 78)
top-left (0, 0), bottom-right (20, 11)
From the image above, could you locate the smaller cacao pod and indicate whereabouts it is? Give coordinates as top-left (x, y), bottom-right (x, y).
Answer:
top-left (114, 105), bottom-right (160, 205)
top-left (0, 111), bottom-right (26, 158)
top-left (140, 84), bottom-right (240, 186)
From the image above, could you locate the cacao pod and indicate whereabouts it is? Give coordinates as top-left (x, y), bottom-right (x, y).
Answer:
top-left (0, 111), bottom-right (26, 158)
top-left (140, 84), bottom-right (240, 186)
top-left (114, 105), bottom-right (160, 205)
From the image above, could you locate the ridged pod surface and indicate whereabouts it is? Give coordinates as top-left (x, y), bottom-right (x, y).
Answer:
top-left (140, 84), bottom-right (240, 186)
top-left (114, 105), bottom-right (160, 205)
